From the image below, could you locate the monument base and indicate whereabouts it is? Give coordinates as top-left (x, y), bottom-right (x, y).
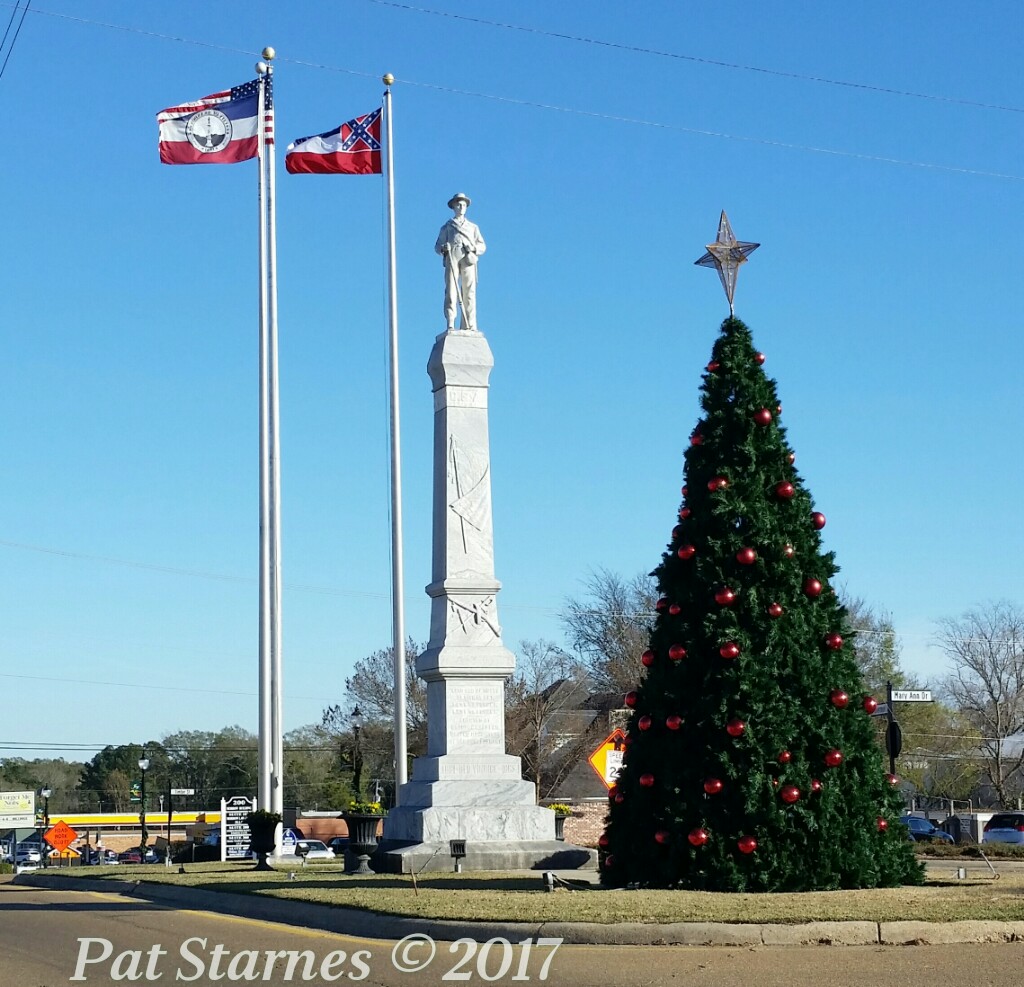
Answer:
top-left (374, 839), bottom-right (597, 874)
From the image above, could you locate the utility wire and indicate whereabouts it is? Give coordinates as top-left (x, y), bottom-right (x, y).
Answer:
top-left (0, 0), bottom-right (29, 81)
top-left (368, 0), bottom-right (1024, 116)
top-left (3, 3), bottom-right (1021, 181)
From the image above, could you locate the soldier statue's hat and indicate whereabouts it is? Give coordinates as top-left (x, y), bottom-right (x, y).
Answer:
top-left (447, 192), bottom-right (471, 208)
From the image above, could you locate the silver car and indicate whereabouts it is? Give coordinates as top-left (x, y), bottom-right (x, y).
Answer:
top-left (982, 812), bottom-right (1024, 845)
top-left (293, 839), bottom-right (336, 861)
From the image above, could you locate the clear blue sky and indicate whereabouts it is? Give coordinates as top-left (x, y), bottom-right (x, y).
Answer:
top-left (2, 1), bottom-right (1022, 759)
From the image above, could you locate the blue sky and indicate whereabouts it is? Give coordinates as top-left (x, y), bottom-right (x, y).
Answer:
top-left (2, 2), bottom-right (1022, 759)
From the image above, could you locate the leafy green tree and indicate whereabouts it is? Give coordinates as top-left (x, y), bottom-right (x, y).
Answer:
top-left (602, 317), bottom-right (921, 892)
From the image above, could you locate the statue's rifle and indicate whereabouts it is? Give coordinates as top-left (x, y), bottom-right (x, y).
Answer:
top-left (444, 241), bottom-right (467, 322)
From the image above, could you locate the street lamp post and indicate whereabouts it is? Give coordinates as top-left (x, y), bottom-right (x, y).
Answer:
top-left (39, 787), bottom-right (51, 868)
top-left (138, 753), bottom-right (150, 855)
top-left (350, 707), bottom-right (365, 798)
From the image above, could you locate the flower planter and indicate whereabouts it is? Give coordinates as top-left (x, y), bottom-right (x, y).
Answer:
top-left (555, 814), bottom-right (569, 841)
top-left (342, 813), bottom-right (382, 875)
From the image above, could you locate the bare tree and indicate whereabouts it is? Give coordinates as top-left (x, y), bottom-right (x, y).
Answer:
top-left (505, 640), bottom-right (595, 799)
top-left (561, 569), bottom-right (656, 693)
top-left (937, 602), bottom-right (1024, 808)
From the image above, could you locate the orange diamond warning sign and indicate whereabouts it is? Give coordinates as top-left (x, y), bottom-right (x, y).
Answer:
top-left (587, 728), bottom-right (627, 789)
top-left (43, 820), bottom-right (78, 853)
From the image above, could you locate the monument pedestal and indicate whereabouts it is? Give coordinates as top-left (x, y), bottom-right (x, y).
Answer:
top-left (378, 330), bottom-right (595, 874)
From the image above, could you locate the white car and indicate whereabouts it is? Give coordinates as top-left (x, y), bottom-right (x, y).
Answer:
top-left (293, 840), bottom-right (336, 861)
top-left (14, 847), bottom-right (42, 865)
top-left (982, 812), bottom-right (1024, 845)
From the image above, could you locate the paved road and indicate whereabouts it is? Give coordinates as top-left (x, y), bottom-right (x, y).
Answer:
top-left (2, 882), bottom-right (1023, 987)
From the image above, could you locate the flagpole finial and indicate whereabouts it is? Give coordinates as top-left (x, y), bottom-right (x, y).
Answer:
top-left (262, 47), bottom-right (276, 61)
top-left (383, 73), bottom-right (395, 86)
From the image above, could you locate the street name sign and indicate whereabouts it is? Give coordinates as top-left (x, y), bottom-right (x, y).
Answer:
top-left (891, 690), bottom-right (933, 703)
top-left (170, 788), bottom-right (195, 796)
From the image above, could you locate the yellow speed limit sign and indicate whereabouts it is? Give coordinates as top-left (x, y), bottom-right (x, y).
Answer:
top-left (587, 729), bottom-right (627, 789)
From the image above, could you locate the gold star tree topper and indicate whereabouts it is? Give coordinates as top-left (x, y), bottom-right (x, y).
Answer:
top-left (694, 211), bottom-right (760, 315)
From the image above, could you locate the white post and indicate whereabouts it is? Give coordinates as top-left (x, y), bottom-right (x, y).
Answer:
top-left (256, 58), bottom-right (272, 816)
top-left (383, 76), bottom-right (408, 800)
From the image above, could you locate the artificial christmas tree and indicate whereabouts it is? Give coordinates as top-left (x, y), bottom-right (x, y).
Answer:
top-left (601, 224), bottom-right (922, 891)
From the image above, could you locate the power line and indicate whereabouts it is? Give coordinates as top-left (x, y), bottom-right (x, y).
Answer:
top-left (0, 0), bottom-right (29, 81)
top-left (369, 0), bottom-right (1024, 116)
top-left (3, 4), bottom-right (1021, 182)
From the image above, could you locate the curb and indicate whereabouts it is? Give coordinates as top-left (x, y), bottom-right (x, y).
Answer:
top-left (13, 873), bottom-right (1024, 947)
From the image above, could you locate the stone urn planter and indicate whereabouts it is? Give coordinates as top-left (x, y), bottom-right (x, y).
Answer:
top-left (548, 804), bottom-right (573, 842)
top-left (246, 809), bottom-right (282, 872)
top-left (342, 811), bottom-right (383, 875)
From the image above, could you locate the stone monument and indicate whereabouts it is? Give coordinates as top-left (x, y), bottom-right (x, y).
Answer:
top-left (378, 196), bottom-right (595, 873)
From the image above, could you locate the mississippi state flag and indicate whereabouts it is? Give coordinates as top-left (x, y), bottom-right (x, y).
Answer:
top-left (285, 108), bottom-right (382, 175)
top-left (158, 79), bottom-right (269, 165)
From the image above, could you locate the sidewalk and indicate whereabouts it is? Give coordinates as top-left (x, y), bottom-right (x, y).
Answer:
top-left (14, 868), bottom-right (1024, 947)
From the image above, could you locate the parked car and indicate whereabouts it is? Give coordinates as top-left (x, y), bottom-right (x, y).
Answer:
top-left (118, 850), bottom-right (142, 864)
top-left (982, 812), bottom-right (1024, 845)
top-left (327, 836), bottom-right (349, 855)
top-left (293, 839), bottom-right (336, 861)
top-left (14, 846), bottom-right (42, 864)
top-left (899, 815), bottom-right (955, 843)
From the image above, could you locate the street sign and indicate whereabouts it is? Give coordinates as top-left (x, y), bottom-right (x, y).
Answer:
top-left (170, 788), bottom-right (195, 796)
top-left (870, 703), bottom-right (890, 718)
top-left (886, 721), bottom-right (903, 759)
top-left (43, 821), bottom-right (78, 853)
top-left (587, 729), bottom-right (627, 789)
top-left (0, 790), bottom-right (35, 828)
top-left (891, 690), bottom-right (933, 703)
top-left (221, 796), bottom-right (256, 861)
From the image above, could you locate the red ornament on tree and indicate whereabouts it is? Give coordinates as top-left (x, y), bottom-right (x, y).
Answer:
top-left (830, 689), bottom-right (850, 708)
top-left (614, 792), bottom-right (625, 804)
top-left (810, 779), bottom-right (822, 793)
top-left (755, 352), bottom-right (766, 365)
top-left (681, 486), bottom-right (688, 496)
top-left (877, 817), bottom-right (889, 832)
top-left (811, 512), bottom-right (826, 530)
top-left (768, 602), bottom-right (784, 618)
top-left (703, 778), bottom-right (723, 795)
top-left (824, 749), bottom-right (844, 768)
top-left (603, 854), bottom-right (615, 868)
top-left (669, 603), bottom-right (682, 615)
top-left (825, 633), bottom-right (844, 650)
top-left (666, 714), bottom-right (682, 731)
top-left (677, 543), bottom-right (697, 560)
top-left (639, 773), bottom-right (655, 788)
top-left (752, 408), bottom-right (773, 426)
top-left (775, 481), bottom-right (795, 499)
top-left (787, 452), bottom-right (796, 464)
top-left (708, 475), bottom-right (729, 491)
top-left (862, 695), bottom-right (879, 714)
top-left (777, 750), bottom-right (792, 763)
top-left (719, 641), bottom-right (741, 659)
top-left (738, 835), bottom-right (758, 854)
top-left (641, 649), bottom-right (655, 667)
top-left (714, 586), bottom-right (737, 606)
top-left (804, 578), bottom-right (823, 597)
top-left (655, 597), bottom-right (669, 611)
top-left (783, 543), bottom-right (796, 558)
top-left (671, 525), bottom-right (684, 540)
top-left (638, 715), bottom-right (653, 731)
top-left (885, 773), bottom-right (899, 787)
top-left (780, 785), bottom-right (801, 804)
top-left (608, 783), bottom-right (619, 800)
top-left (688, 828), bottom-right (709, 847)
top-left (707, 360), bottom-right (720, 372)
top-left (624, 690), bottom-right (638, 708)
top-left (690, 432), bottom-right (704, 447)
top-left (654, 829), bottom-right (670, 844)
top-left (668, 644), bottom-right (687, 661)
top-left (736, 547), bottom-right (757, 565)
top-left (598, 833), bottom-right (609, 848)
top-left (679, 507), bottom-right (692, 519)
top-left (726, 718), bottom-right (746, 737)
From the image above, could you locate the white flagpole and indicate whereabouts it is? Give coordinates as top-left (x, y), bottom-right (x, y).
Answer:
top-left (382, 75), bottom-right (409, 800)
top-left (256, 56), bottom-right (272, 816)
top-left (265, 50), bottom-right (285, 829)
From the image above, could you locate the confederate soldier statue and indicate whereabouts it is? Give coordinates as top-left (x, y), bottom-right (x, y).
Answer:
top-left (435, 192), bottom-right (486, 332)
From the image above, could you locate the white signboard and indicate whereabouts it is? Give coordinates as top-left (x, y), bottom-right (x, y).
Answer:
top-left (605, 749), bottom-right (625, 784)
top-left (891, 690), bottom-right (933, 703)
top-left (170, 788), bottom-right (195, 796)
top-left (0, 791), bottom-right (35, 828)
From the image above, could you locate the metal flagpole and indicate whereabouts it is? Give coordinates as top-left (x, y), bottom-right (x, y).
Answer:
top-left (382, 74), bottom-right (408, 800)
top-left (255, 55), bottom-right (272, 815)
top-left (264, 49), bottom-right (285, 830)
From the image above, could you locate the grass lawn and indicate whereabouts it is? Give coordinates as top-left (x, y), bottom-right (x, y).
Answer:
top-left (31, 860), bottom-right (1024, 925)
